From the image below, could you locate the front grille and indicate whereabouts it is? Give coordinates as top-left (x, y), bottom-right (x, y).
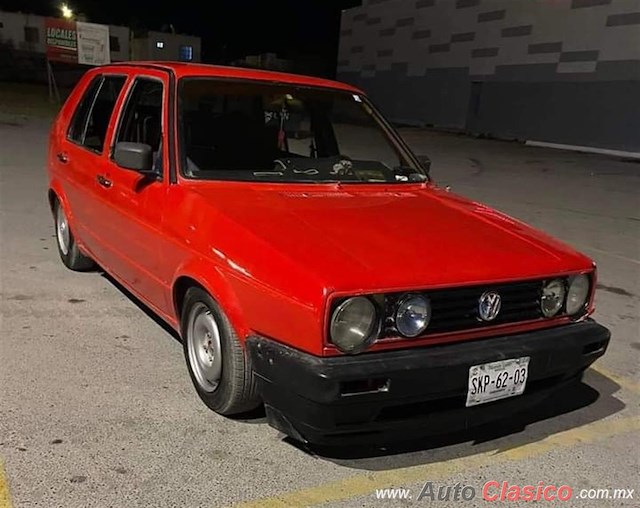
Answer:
top-left (383, 280), bottom-right (543, 337)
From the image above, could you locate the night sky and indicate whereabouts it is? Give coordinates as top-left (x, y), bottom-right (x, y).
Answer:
top-left (1, 0), bottom-right (361, 75)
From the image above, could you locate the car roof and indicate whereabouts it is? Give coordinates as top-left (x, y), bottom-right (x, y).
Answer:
top-left (101, 61), bottom-right (363, 94)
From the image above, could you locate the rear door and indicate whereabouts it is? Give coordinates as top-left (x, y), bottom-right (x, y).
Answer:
top-left (59, 74), bottom-right (127, 257)
top-left (93, 72), bottom-right (169, 310)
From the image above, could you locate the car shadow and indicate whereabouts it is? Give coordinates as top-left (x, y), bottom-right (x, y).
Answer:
top-left (97, 270), bottom-right (625, 468)
top-left (99, 270), bottom-right (273, 422)
top-left (99, 271), bottom-right (182, 344)
top-left (288, 369), bottom-right (625, 469)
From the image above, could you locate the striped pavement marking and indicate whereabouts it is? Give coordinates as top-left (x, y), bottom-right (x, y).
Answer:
top-left (0, 461), bottom-right (12, 508)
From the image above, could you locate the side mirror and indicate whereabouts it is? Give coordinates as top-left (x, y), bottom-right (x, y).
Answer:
top-left (417, 155), bottom-right (431, 174)
top-left (114, 142), bottom-right (155, 175)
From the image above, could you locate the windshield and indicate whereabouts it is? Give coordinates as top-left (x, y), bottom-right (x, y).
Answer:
top-left (178, 78), bottom-right (426, 183)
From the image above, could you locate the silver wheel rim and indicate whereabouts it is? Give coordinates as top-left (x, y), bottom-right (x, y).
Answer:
top-left (56, 206), bottom-right (70, 256)
top-left (187, 303), bottom-right (223, 393)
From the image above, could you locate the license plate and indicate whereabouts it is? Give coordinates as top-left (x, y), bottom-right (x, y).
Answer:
top-left (466, 357), bottom-right (530, 407)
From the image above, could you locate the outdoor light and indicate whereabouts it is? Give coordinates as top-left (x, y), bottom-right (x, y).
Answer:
top-left (566, 274), bottom-right (590, 315)
top-left (330, 297), bottom-right (378, 354)
top-left (395, 294), bottom-right (431, 337)
top-left (60, 3), bottom-right (74, 19)
top-left (541, 279), bottom-right (566, 317)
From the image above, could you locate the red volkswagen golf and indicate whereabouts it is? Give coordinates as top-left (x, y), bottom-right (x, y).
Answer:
top-left (48, 62), bottom-right (610, 444)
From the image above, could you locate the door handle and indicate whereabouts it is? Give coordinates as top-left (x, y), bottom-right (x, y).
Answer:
top-left (96, 175), bottom-right (112, 189)
top-left (57, 152), bottom-right (69, 164)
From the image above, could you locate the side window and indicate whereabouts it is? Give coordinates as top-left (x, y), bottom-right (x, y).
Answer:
top-left (67, 75), bottom-right (126, 153)
top-left (115, 78), bottom-right (164, 169)
top-left (67, 77), bottom-right (102, 143)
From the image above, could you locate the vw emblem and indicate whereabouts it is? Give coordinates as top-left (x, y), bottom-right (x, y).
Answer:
top-left (478, 291), bottom-right (501, 321)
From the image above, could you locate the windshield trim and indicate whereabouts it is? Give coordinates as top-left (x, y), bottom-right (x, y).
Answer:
top-left (176, 76), bottom-right (428, 184)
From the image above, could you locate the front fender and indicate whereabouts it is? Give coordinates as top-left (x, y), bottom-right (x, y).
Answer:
top-left (172, 257), bottom-right (251, 342)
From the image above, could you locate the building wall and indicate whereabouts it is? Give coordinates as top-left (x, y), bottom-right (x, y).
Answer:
top-left (338, 0), bottom-right (640, 152)
top-left (132, 31), bottom-right (201, 62)
top-left (0, 12), bottom-right (46, 53)
top-left (106, 24), bottom-right (130, 62)
top-left (0, 11), bottom-right (130, 61)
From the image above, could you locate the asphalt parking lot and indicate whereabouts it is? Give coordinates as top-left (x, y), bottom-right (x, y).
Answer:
top-left (0, 114), bottom-right (638, 508)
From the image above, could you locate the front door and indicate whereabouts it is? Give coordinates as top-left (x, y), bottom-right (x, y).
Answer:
top-left (95, 73), bottom-right (169, 312)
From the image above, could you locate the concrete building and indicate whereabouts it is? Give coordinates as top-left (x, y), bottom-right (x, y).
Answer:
top-left (0, 11), bottom-right (130, 62)
top-left (337, 0), bottom-right (640, 153)
top-left (131, 30), bottom-right (201, 62)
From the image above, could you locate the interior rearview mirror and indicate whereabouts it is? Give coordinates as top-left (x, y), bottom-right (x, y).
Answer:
top-left (417, 155), bottom-right (431, 174)
top-left (114, 142), bottom-right (155, 174)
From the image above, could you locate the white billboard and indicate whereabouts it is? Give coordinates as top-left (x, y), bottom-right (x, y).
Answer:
top-left (76, 22), bottom-right (111, 66)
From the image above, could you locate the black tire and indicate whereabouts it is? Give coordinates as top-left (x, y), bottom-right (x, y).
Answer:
top-left (54, 199), bottom-right (95, 271)
top-left (181, 287), bottom-right (260, 416)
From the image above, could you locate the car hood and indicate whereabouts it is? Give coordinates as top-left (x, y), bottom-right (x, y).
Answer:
top-left (191, 183), bottom-right (592, 292)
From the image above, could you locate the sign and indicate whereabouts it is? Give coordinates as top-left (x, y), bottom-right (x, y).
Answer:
top-left (77, 22), bottom-right (111, 66)
top-left (45, 17), bottom-right (77, 63)
top-left (45, 18), bottom-right (111, 66)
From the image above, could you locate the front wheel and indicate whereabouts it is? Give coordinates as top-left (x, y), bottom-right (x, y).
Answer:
top-left (54, 200), bottom-right (95, 271)
top-left (182, 287), bottom-right (260, 416)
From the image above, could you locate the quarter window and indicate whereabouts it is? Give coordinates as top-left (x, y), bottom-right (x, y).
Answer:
top-left (67, 75), bottom-right (126, 153)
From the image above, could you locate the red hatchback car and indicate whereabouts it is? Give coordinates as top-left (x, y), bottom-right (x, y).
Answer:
top-left (48, 62), bottom-right (610, 444)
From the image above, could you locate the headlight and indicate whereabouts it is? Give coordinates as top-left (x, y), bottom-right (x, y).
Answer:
top-left (330, 297), bottom-right (378, 353)
top-left (566, 274), bottom-right (590, 315)
top-left (541, 279), bottom-right (566, 317)
top-left (395, 294), bottom-right (431, 337)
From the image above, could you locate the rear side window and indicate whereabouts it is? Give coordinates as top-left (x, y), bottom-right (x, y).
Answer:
top-left (67, 75), bottom-right (126, 153)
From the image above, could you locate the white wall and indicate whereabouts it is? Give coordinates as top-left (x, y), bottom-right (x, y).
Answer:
top-left (0, 10), bottom-right (130, 62)
top-left (0, 12), bottom-right (45, 53)
top-left (108, 24), bottom-right (130, 62)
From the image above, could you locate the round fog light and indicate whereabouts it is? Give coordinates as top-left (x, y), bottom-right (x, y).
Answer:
top-left (541, 279), bottom-right (566, 317)
top-left (566, 274), bottom-right (590, 315)
top-left (395, 294), bottom-right (431, 337)
top-left (330, 297), bottom-right (378, 354)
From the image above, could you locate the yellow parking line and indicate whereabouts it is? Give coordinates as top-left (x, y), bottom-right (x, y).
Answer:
top-left (0, 460), bottom-right (13, 508)
top-left (592, 366), bottom-right (640, 395)
top-left (231, 416), bottom-right (640, 508)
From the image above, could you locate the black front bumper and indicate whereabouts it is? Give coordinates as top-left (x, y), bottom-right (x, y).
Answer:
top-left (247, 320), bottom-right (610, 445)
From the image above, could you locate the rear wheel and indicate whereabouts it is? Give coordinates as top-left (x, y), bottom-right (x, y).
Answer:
top-left (54, 200), bottom-right (95, 271)
top-left (182, 287), bottom-right (260, 416)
